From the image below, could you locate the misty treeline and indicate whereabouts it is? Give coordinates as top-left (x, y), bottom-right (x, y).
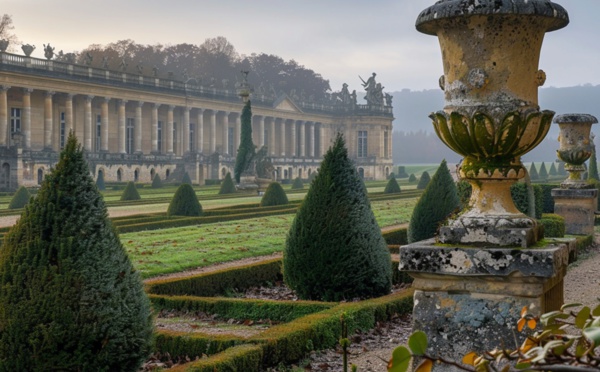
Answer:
top-left (56, 37), bottom-right (331, 99)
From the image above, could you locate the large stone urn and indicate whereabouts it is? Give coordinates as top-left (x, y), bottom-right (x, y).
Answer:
top-left (554, 113), bottom-right (598, 188)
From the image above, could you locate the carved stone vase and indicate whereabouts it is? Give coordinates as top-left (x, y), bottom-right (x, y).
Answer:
top-left (417, 0), bottom-right (569, 247)
top-left (0, 39), bottom-right (8, 53)
top-left (554, 114), bottom-right (598, 188)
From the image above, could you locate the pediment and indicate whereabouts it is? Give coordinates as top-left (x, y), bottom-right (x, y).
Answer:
top-left (273, 94), bottom-right (303, 113)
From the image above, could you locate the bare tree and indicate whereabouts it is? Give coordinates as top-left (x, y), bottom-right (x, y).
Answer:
top-left (0, 14), bottom-right (19, 52)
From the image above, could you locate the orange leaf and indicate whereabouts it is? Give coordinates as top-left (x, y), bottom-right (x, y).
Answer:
top-left (527, 319), bottom-right (537, 330)
top-left (521, 306), bottom-right (528, 317)
top-left (415, 359), bottom-right (433, 372)
top-left (462, 352), bottom-right (477, 366)
top-left (517, 318), bottom-right (526, 332)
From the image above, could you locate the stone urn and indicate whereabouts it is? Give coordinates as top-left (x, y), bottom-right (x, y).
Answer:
top-left (21, 44), bottom-right (35, 57)
top-left (0, 39), bottom-right (8, 52)
top-left (555, 113), bottom-right (598, 188)
top-left (417, 0), bottom-right (569, 247)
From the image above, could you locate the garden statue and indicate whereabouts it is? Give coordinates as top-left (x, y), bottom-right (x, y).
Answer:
top-left (43, 43), bottom-right (55, 60)
top-left (101, 56), bottom-right (109, 69)
top-left (0, 39), bottom-right (8, 52)
top-left (359, 72), bottom-right (377, 105)
top-left (21, 44), bottom-right (35, 57)
top-left (84, 52), bottom-right (93, 66)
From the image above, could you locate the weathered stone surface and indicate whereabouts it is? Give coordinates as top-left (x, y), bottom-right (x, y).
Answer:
top-left (552, 188), bottom-right (598, 235)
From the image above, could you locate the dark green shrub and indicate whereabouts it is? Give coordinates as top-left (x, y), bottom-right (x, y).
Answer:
top-left (589, 148), bottom-right (599, 181)
top-left (8, 186), bottom-right (31, 210)
top-left (0, 134), bottom-right (153, 371)
top-left (96, 170), bottom-right (106, 190)
top-left (549, 162), bottom-right (557, 176)
top-left (291, 177), bottom-right (304, 190)
top-left (384, 174), bottom-right (401, 194)
top-left (408, 173), bottom-right (417, 183)
top-left (539, 162), bottom-right (548, 180)
top-left (456, 180), bottom-right (472, 209)
top-left (234, 100), bottom-right (256, 183)
top-left (260, 182), bottom-right (288, 207)
top-left (397, 166), bottom-right (409, 178)
top-left (219, 172), bottom-right (237, 194)
top-left (167, 183), bottom-right (202, 217)
top-left (539, 183), bottom-right (559, 213)
top-left (284, 134), bottom-right (392, 301)
top-left (408, 160), bottom-right (460, 243)
top-left (511, 182), bottom-right (543, 219)
top-left (382, 227), bottom-right (408, 245)
top-left (529, 162), bottom-right (539, 180)
top-left (181, 171), bottom-right (192, 185)
top-left (416, 171), bottom-right (430, 190)
top-left (151, 173), bottom-right (162, 188)
top-left (121, 181), bottom-right (141, 201)
top-left (540, 213), bottom-right (565, 238)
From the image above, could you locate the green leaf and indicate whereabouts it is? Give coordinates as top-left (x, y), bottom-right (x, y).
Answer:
top-left (561, 303), bottom-right (583, 311)
top-left (583, 327), bottom-right (600, 348)
top-left (576, 307), bottom-right (591, 329)
top-left (408, 331), bottom-right (428, 356)
top-left (388, 346), bottom-right (412, 372)
top-left (592, 304), bottom-right (600, 317)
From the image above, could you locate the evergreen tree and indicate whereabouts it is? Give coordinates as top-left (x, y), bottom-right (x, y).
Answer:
top-left (416, 171), bottom-right (431, 190)
top-left (539, 162), bottom-right (548, 180)
top-left (0, 134), bottom-right (153, 371)
top-left (291, 177), bottom-right (304, 190)
top-left (8, 186), bottom-right (31, 210)
top-left (589, 148), bottom-right (599, 181)
top-left (167, 183), bottom-right (202, 217)
top-left (529, 163), bottom-right (539, 180)
top-left (234, 100), bottom-right (256, 183)
top-left (408, 173), bottom-right (417, 183)
top-left (558, 161), bottom-right (567, 176)
top-left (96, 170), bottom-right (106, 191)
top-left (260, 182), bottom-right (288, 207)
top-left (549, 162), bottom-right (557, 176)
top-left (408, 159), bottom-right (460, 243)
top-left (219, 172), bottom-right (237, 194)
top-left (384, 174), bottom-right (401, 194)
top-left (181, 171), bottom-right (192, 185)
top-left (284, 134), bottom-right (392, 301)
top-left (121, 181), bottom-right (141, 201)
top-left (151, 173), bottom-right (162, 188)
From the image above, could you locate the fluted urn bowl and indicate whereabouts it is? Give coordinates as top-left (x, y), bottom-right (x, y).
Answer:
top-left (554, 113), bottom-right (598, 187)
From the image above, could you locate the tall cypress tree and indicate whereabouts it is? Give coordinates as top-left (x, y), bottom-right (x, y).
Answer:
top-left (284, 133), bottom-right (392, 301)
top-left (408, 159), bottom-right (460, 243)
top-left (549, 162), bottom-right (557, 176)
top-left (234, 100), bottom-right (256, 183)
top-left (0, 133), bottom-right (153, 371)
top-left (529, 162), bottom-right (539, 180)
top-left (589, 148), bottom-right (599, 181)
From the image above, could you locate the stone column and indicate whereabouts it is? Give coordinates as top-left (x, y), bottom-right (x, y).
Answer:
top-left (101, 98), bottom-right (109, 152)
top-left (308, 122), bottom-right (315, 158)
top-left (118, 100), bottom-right (127, 154)
top-left (196, 109), bottom-right (204, 154)
top-left (269, 117), bottom-right (276, 156)
top-left (151, 103), bottom-right (159, 153)
top-left (259, 116), bottom-right (265, 148)
top-left (135, 101), bottom-right (143, 154)
top-left (167, 105), bottom-right (174, 154)
top-left (65, 93), bottom-right (74, 135)
top-left (318, 124), bottom-right (325, 158)
top-left (84, 95), bottom-right (94, 151)
top-left (290, 120), bottom-right (297, 157)
top-left (279, 118), bottom-right (286, 156)
top-left (210, 110), bottom-right (216, 153)
top-left (388, 125), bottom-right (393, 159)
top-left (44, 91), bottom-right (55, 150)
top-left (299, 120), bottom-right (306, 157)
top-left (22, 88), bottom-right (32, 149)
top-left (183, 106), bottom-right (190, 154)
top-left (0, 86), bottom-right (8, 147)
top-left (222, 112), bottom-right (230, 155)
top-left (234, 113), bottom-right (241, 155)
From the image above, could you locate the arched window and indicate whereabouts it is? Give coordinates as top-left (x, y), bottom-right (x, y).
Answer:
top-left (134, 168), bottom-right (139, 182)
top-left (1, 163), bottom-right (10, 190)
top-left (117, 168), bottom-right (123, 182)
top-left (166, 169), bottom-right (171, 179)
top-left (358, 167), bottom-right (365, 179)
top-left (37, 168), bottom-right (44, 185)
top-left (150, 168), bottom-right (155, 179)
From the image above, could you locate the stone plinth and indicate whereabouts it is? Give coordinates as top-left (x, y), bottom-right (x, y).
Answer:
top-left (400, 240), bottom-right (569, 371)
top-left (552, 188), bottom-right (598, 235)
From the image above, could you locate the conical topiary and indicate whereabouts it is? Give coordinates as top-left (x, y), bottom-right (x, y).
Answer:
top-left (529, 163), bottom-right (539, 180)
top-left (384, 174), bottom-right (401, 194)
top-left (408, 173), bottom-right (417, 183)
top-left (96, 170), bottom-right (106, 191)
top-left (181, 171), bottom-right (192, 185)
top-left (151, 173), bottom-right (162, 188)
top-left (0, 133), bottom-right (153, 371)
top-left (121, 181), bottom-right (141, 201)
top-left (417, 171), bottom-right (431, 190)
top-left (167, 183), bottom-right (202, 217)
top-left (549, 162), bottom-right (557, 176)
top-left (539, 162), bottom-right (548, 180)
top-left (284, 133), bottom-right (392, 301)
top-left (260, 182), bottom-right (288, 207)
top-left (408, 159), bottom-right (460, 243)
top-left (219, 172), bottom-right (237, 194)
top-left (291, 177), bottom-right (304, 190)
top-left (8, 186), bottom-right (31, 209)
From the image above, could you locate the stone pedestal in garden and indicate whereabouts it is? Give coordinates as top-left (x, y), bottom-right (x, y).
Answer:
top-left (400, 240), bottom-right (569, 371)
top-left (552, 188), bottom-right (598, 235)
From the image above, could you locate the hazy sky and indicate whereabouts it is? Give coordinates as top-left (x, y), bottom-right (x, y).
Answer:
top-left (5, 0), bottom-right (599, 92)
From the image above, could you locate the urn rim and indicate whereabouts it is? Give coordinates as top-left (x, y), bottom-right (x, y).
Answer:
top-left (553, 113), bottom-right (599, 125)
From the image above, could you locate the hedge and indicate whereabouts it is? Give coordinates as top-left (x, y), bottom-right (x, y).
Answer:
top-left (154, 331), bottom-right (243, 362)
top-left (539, 213), bottom-right (565, 238)
top-left (167, 344), bottom-right (264, 372)
top-left (382, 226), bottom-right (408, 245)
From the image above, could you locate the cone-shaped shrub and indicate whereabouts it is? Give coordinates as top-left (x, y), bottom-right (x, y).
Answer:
top-left (384, 174), bottom-right (401, 194)
top-left (219, 172), bottom-right (236, 194)
top-left (168, 183), bottom-right (202, 217)
top-left (529, 163), bottom-right (539, 180)
top-left (8, 186), bottom-right (31, 209)
top-left (408, 173), bottom-right (417, 183)
top-left (539, 162), bottom-right (548, 180)
top-left (408, 160), bottom-right (460, 243)
top-left (151, 173), bottom-right (162, 188)
top-left (0, 134), bottom-right (153, 371)
top-left (284, 134), bottom-right (392, 301)
top-left (589, 148), bottom-right (599, 181)
top-left (181, 171), bottom-right (192, 185)
top-left (291, 177), bottom-right (304, 190)
top-left (96, 170), bottom-right (105, 190)
top-left (549, 162), bottom-right (557, 176)
top-left (120, 181), bottom-right (141, 201)
top-left (416, 171), bottom-right (431, 190)
top-left (260, 182), bottom-right (288, 207)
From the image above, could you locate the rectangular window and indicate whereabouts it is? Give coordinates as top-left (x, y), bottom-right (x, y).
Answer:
top-left (358, 130), bottom-right (368, 158)
top-left (190, 123), bottom-right (195, 152)
top-left (60, 112), bottom-right (66, 148)
top-left (10, 108), bottom-right (21, 134)
top-left (157, 121), bottom-right (163, 153)
top-left (228, 127), bottom-right (234, 155)
top-left (95, 114), bottom-right (102, 151)
top-left (384, 130), bottom-right (389, 158)
top-left (126, 118), bottom-right (134, 154)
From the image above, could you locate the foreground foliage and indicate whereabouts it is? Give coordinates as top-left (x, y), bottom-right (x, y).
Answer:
top-left (284, 133), bottom-right (392, 301)
top-left (0, 134), bottom-right (153, 371)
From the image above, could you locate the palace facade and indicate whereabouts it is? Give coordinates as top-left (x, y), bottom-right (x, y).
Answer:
top-left (0, 50), bottom-right (394, 191)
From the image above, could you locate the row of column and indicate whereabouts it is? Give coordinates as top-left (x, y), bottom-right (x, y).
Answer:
top-left (0, 86), bottom-right (324, 158)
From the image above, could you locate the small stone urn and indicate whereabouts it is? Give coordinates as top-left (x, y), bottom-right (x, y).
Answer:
top-left (21, 44), bottom-right (35, 57)
top-left (554, 114), bottom-right (598, 188)
top-left (417, 0), bottom-right (569, 247)
top-left (0, 39), bottom-right (8, 52)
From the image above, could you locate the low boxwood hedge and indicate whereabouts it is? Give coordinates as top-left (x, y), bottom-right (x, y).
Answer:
top-left (540, 213), bottom-right (565, 238)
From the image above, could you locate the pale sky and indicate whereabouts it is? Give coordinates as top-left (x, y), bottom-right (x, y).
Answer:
top-left (5, 0), bottom-right (599, 92)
